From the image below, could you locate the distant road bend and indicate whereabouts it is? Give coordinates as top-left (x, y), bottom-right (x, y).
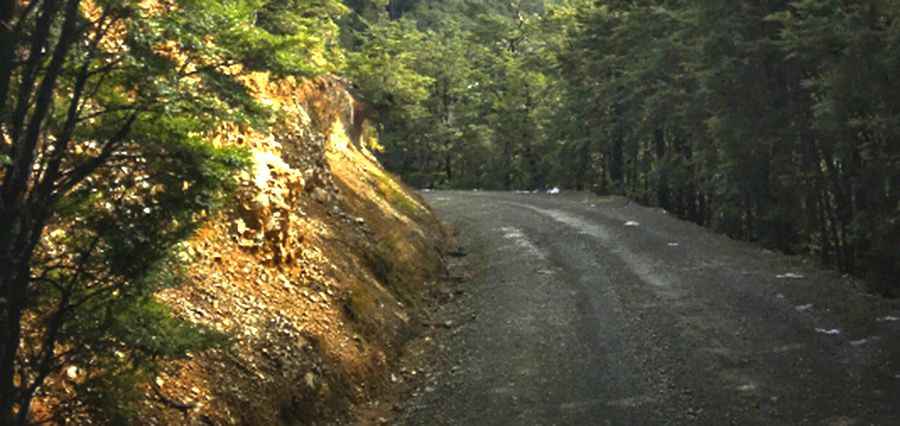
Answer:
top-left (400, 191), bottom-right (900, 426)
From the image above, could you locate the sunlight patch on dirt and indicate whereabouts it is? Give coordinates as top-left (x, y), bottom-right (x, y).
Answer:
top-left (499, 226), bottom-right (547, 261)
top-left (511, 204), bottom-right (680, 297)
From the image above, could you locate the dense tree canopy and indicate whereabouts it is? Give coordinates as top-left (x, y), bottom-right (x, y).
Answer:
top-left (350, 0), bottom-right (899, 295)
top-left (1, 0), bottom-right (898, 421)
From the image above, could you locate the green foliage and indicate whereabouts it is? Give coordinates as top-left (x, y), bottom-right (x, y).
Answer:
top-left (551, 0), bottom-right (899, 294)
top-left (354, 0), bottom-right (900, 295)
top-left (346, 19), bottom-right (433, 111)
top-left (3, 0), bottom-right (898, 422)
top-left (0, 0), bottom-right (318, 422)
top-left (346, 0), bottom-right (564, 189)
top-left (67, 290), bottom-right (228, 422)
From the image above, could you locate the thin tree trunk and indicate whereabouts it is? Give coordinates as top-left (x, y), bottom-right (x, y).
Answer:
top-left (0, 2), bottom-right (81, 422)
top-left (0, 0), bottom-right (17, 116)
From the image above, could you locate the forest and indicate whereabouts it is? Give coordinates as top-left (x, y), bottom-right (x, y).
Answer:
top-left (0, 0), bottom-right (898, 423)
top-left (353, 0), bottom-right (900, 296)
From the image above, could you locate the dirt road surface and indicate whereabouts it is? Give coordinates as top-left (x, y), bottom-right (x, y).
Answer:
top-left (396, 191), bottom-right (900, 426)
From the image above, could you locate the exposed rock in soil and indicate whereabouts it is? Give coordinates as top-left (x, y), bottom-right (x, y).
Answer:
top-left (138, 76), bottom-right (449, 425)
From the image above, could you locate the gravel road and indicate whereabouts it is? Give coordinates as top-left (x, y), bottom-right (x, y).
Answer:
top-left (396, 191), bottom-right (900, 426)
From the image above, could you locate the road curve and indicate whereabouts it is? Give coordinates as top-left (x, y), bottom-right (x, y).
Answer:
top-left (398, 191), bottom-right (900, 426)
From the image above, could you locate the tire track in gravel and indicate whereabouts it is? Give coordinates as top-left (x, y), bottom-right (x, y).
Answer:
top-left (395, 191), bottom-right (900, 426)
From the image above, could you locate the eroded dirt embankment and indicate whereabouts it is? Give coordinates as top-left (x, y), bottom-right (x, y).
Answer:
top-left (140, 76), bottom-right (448, 425)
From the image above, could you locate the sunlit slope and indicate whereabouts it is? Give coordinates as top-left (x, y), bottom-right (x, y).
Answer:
top-left (141, 75), bottom-right (446, 424)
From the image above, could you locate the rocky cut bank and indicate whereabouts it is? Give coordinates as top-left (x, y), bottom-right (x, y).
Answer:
top-left (36, 71), bottom-right (448, 425)
top-left (154, 74), bottom-right (448, 424)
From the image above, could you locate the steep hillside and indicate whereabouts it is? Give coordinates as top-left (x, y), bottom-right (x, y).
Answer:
top-left (138, 76), bottom-right (447, 424)
top-left (4, 1), bottom-right (455, 424)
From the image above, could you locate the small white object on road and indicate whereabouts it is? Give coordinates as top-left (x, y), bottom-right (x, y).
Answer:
top-left (776, 273), bottom-right (805, 279)
top-left (736, 383), bottom-right (756, 392)
top-left (624, 221), bottom-right (640, 227)
top-left (795, 304), bottom-right (813, 312)
top-left (547, 187), bottom-right (561, 195)
top-left (667, 242), bottom-right (680, 247)
top-left (815, 328), bottom-right (841, 335)
top-left (849, 338), bottom-right (869, 346)
top-left (776, 293), bottom-right (786, 299)
top-left (877, 315), bottom-right (899, 322)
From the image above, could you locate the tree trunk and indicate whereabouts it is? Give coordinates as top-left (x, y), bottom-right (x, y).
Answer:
top-left (0, 0), bottom-right (17, 115)
top-left (0, 2), bottom-right (82, 422)
top-left (608, 137), bottom-right (624, 192)
top-left (386, 0), bottom-right (402, 20)
top-left (444, 150), bottom-right (453, 185)
top-left (502, 139), bottom-right (513, 190)
top-left (654, 128), bottom-right (671, 210)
